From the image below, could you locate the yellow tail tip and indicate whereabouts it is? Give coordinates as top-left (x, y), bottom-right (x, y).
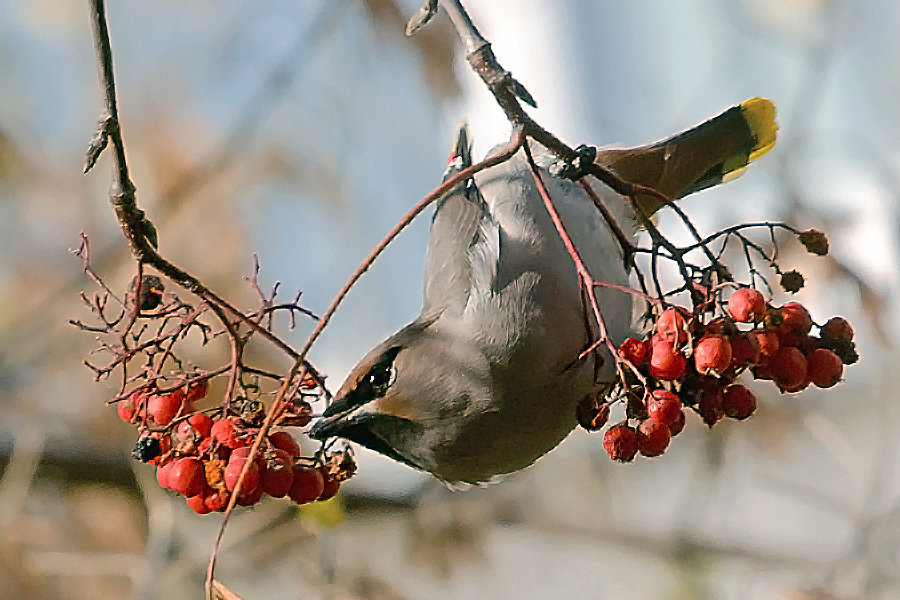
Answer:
top-left (741, 97), bottom-right (778, 161)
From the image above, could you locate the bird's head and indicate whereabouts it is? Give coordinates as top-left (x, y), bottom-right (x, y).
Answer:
top-left (309, 318), bottom-right (492, 482)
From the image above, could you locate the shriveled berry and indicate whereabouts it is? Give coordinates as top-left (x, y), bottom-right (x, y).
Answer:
top-left (649, 340), bottom-right (687, 380)
top-left (656, 307), bottom-right (688, 345)
top-left (576, 393), bottom-right (611, 431)
top-left (780, 270), bottom-right (805, 293)
top-left (289, 466), bottom-right (325, 504)
top-left (261, 449), bottom-right (295, 498)
top-left (617, 337), bottom-right (649, 366)
top-left (798, 228), bottom-right (829, 255)
top-left (648, 389), bottom-right (682, 427)
top-left (132, 435), bottom-right (162, 463)
top-left (625, 391), bottom-right (648, 420)
top-left (728, 288), bottom-right (766, 323)
top-left (603, 424), bottom-right (639, 462)
top-left (637, 419), bottom-right (670, 457)
top-left (723, 384), bottom-right (757, 420)
top-left (806, 348), bottom-right (843, 388)
top-left (770, 346), bottom-right (808, 392)
top-left (694, 335), bottom-right (733, 374)
top-left (268, 431), bottom-right (301, 458)
top-left (170, 457), bottom-right (206, 497)
top-left (822, 317), bottom-right (853, 342)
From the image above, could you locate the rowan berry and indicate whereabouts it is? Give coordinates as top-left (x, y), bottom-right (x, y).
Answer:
top-left (694, 335), bottom-right (733, 375)
top-left (806, 348), bottom-right (843, 388)
top-left (603, 424), bottom-right (639, 462)
top-left (636, 419), bottom-right (670, 457)
top-left (647, 389), bottom-right (682, 427)
top-left (649, 340), bottom-right (687, 380)
top-left (268, 430), bottom-right (301, 457)
top-left (260, 449), bottom-right (295, 498)
top-left (288, 466), bottom-right (325, 504)
top-left (822, 317), bottom-right (853, 343)
top-left (770, 346), bottom-right (808, 392)
top-left (656, 307), bottom-right (688, 345)
top-left (617, 337), bottom-right (649, 366)
top-left (170, 457), bottom-right (206, 497)
top-left (722, 384), bottom-right (757, 420)
top-left (728, 288), bottom-right (766, 323)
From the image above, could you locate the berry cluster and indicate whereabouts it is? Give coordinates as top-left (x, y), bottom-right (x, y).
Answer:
top-left (118, 380), bottom-right (351, 514)
top-left (578, 287), bottom-right (858, 462)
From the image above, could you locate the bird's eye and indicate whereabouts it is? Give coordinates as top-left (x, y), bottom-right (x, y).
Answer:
top-left (366, 363), bottom-right (395, 394)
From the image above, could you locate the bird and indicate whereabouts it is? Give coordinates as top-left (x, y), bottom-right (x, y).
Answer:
top-left (309, 98), bottom-right (777, 484)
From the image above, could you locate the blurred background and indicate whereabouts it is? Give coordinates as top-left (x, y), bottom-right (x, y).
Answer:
top-left (1, 0), bottom-right (899, 598)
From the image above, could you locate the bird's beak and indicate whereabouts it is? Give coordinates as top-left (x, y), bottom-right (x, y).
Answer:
top-left (308, 410), bottom-right (350, 441)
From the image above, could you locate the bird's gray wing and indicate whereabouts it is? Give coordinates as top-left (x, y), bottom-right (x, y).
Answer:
top-left (421, 182), bottom-right (500, 318)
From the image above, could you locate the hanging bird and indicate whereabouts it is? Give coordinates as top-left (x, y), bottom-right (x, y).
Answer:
top-left (310, 98), bottom-right (777, 484)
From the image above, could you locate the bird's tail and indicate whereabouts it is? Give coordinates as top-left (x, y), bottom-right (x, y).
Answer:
top-left (595, 98), bottom-right (778, 216)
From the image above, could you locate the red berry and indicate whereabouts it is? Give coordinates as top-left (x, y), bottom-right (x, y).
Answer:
top-left (703, 317), bottom-right (729, 336)
top-left (156, 458), bottom-right (176, 490)
top-left (693, 335), bottom-right (733, 375)
top-left (770, 346), bottom-right (808, 392)
top-left (822, 317), bottom-right (853, 342)
top-left (170, 457), bottom-right (206, 497)
top-left (260, 449), bottom-right (295, 498)
top-left (722, 384), bottom-right (757, 420)
top-left (649, 340), bottom-right (687, 380)
top-left (728, 288), bottom-right (766, 323)
top-left (697, 382), bottom-right (725, 427)
top-left (668, 409), bottom-right (686, 436)
top-left (603, 424), bottom-right (639, 462)
top-left (224, 447), bottom-right (261, 495)
top-left (148, 391), bottom-right (184, 427)
top-left (317, 469), bottom-right (341, 501)
top-left (656, 307), bottom-right (688, 345)
top-left (187, 413), bottom-right (214, 438)
top-left (779, 302), bottom-right (812, 339)
top-left (117, 391), bottom-right (144, 423)
top-left (749, 330), bottom-right (780, 363)
top-left (236, 483), bottom-right (265, 506)
top-left (647, 389), bottom-right (682, 427)
top-left (730, 332), bottom-right (761, 367)
top-left (211, 416), bottom-right (247, 449)
top-left (636, 419), bottom-right (670, 457)
top-left (617, 337), bottom-right (649, 366)
top-left (806, 348), bottom-right (843, 388)
top-left (289, 466), bottom-right (325, 504)
top-left (268, 431), bottom-right (301, 458)
top-left (186, 494), bottom-right (211, 514)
